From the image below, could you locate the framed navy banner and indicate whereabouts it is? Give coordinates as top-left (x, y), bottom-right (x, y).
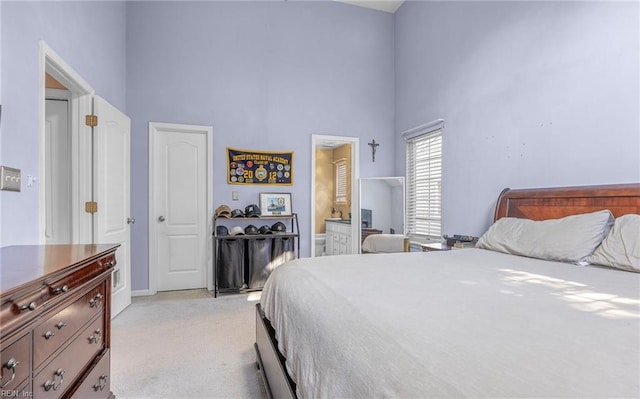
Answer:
top-left (227, 148), bottom-right (294, 185)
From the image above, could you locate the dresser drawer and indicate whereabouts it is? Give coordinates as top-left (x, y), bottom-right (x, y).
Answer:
top-left (0, 288), bottom-right (44, 340)
top-left (0, 332), bottom-right (31, 391)
top-left (68, 349), bottom-right (111, 399)
top-left (33, 314), bottom-right (104, 399)
top-left (41, 254), bottom-right (115, 306)
top-left (34, 282), bottom-right (106, 367)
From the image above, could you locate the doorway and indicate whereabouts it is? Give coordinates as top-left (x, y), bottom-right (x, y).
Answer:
top-left (148, 122), bottom-right (213, 293)
top-left (310, 135), bottom-right (360, 257)
top-left (39, 41), bottom-right (132, 317)
top-left (45, 88), bottom-right (71, 244)
top-left (40, 43), bottom-right (94, 244)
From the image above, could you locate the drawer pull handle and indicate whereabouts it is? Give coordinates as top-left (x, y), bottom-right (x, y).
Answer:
top-left (107, 260), bottom-right (116, 267)
top-left (0, 358), bottom-right (19, 388)
top-left (17, 302), bottom-right (36, 312)
top-left (56, 321), bottom-right (67, 330)
top-left (51, 285), bottom-right (69, 295)
top-left (88, 329), bottom-right (102, 344)
top-left (43, 368), bottom-right (65, 391)
top-left (93, 375), bottom-right (108, 391)
top-left (44, 330), bottom-right (55, 340)
top-left (89, 293), bottom-right (103, 308)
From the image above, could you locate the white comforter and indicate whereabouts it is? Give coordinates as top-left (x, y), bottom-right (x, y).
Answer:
top-left (260, 248), bottom-right (640, 398)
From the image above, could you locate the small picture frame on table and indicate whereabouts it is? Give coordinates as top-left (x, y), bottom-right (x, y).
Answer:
top-left (260, 193), bottom-right (292, 216)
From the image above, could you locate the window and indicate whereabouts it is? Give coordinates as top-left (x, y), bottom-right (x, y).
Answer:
top-left (404, 121), bottom-right (443, 243)
top-left (334, 159), bottom-right (348, 203)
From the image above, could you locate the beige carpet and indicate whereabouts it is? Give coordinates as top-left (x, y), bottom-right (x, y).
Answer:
top-left (111, 290), bottom-right (267, 399)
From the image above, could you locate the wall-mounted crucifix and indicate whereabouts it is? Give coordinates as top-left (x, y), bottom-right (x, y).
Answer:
top-left (368, 139), bottom-right (379, 162)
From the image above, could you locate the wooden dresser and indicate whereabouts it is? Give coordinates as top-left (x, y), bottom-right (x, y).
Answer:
top-left (0, 244), bottom-right (119, 398)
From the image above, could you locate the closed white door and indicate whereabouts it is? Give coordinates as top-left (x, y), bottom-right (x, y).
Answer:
top-left (45, 97), bottom-right (71, 244)
top-left (92, 95), bottom-right (132, 317)
top-left (150, 123), bottom-right (212, 292)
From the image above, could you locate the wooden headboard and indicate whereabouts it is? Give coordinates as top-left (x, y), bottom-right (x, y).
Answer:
top-left (494, 183), bottom-right (640, 222)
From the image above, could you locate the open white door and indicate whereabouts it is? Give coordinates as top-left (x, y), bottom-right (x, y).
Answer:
top-left (92, 95), bottom-right (131, 318)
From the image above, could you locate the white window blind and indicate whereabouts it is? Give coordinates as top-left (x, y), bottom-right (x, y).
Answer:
top-left (335, 160), bottom-right (347, 203)
top-left (406, 129), bottom-right (442, 242)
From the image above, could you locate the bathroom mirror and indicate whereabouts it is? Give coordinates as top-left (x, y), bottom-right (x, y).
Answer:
top-left (359, 177), bottom-right (405, 253)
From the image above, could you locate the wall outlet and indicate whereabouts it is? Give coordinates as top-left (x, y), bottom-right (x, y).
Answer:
top-left (0, 166), bottom-right (21, 192)
top-left (232, 191), bottom-right (239, 201)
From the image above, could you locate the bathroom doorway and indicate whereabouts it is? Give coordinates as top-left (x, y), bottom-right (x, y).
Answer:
top-left (310, 135), bottom-right (360, 257)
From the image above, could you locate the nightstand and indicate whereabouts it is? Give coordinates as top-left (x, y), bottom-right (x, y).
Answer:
top-left (421, 243), bottom-right (451, 252)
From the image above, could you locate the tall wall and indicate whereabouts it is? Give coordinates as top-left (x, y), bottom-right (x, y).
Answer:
top-left (0, 1), bottom-right (127, 244)
top-left (395, 1), bottom-right (640, 236)
top-left (3, 1), bottom-right (637, 292)
top-left (0, 1), bottom-right (394, 291)
top-left (126, 2), bottom-right (395, 289)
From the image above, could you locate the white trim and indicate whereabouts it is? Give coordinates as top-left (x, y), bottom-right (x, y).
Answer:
top-left (40, 41), bottom-right (94, 95)
top-left (401, 119), bottom-right (444, 141)
top-left (131, 289), bottom-right (153, 297)
top-left (311, 134), bottom-right (360, 257)
top-left (39, 41), bottom-right (94, 244)
top-left (148, 122), bottom-right (214, 295)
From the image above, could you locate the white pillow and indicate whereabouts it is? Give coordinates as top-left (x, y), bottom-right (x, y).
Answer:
top-left (588, 214), bottom-right (640, 272)
top-left (476, 210), bottom-right (614, 263)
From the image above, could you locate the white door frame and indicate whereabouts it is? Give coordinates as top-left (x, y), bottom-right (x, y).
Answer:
top-left (310, 134), bottom-right (360, 257)
top-left (148, 122), bottom-right (214, 295)
top-left (39, 41), bottom-right (94, 244)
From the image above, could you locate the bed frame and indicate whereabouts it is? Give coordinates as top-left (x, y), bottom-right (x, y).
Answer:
top-left (255, 182), bottom-right (640, 399)
top-left (494, 183), bottom-right (640, 221)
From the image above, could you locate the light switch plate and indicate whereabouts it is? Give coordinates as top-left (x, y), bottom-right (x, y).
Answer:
top-left (0, 166), bottom-right (21, 192)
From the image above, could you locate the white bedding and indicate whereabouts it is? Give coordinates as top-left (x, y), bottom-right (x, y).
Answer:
top-left (260, 248), bottom-right (640, 398)
top-left (362, 234), bottom-right (406, 253)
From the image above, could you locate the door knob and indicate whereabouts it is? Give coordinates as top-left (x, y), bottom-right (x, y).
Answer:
top-left (158, 216), bottom-right (165, 222)
top-left (127, 217), bottom-right (136, 224)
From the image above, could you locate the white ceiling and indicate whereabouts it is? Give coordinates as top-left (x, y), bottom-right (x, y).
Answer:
top-left (335, 0), bottom-right (405, 14)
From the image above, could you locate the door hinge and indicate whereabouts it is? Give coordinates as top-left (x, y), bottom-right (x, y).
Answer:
top-left (85, 201), bottom-right (98, 214)
top-left (85, 114), bottom-right (98, 127)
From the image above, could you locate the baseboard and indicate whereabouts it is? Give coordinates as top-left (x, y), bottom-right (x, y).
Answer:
top-left (131, 289), bottom-right (154, 297)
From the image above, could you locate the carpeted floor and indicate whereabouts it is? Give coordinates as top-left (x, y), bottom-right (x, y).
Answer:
top-left (111, 289), bottom-right (267, 399)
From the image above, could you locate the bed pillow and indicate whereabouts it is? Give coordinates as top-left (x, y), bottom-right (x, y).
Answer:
top-left (587, 214), bottom-right (640, 272)
top-left (476, 210), bottom-right (614, 263)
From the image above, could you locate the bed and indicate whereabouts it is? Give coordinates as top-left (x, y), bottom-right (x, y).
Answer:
top-left (254, 183), bottom-right (640, 398)
top-left (361, 233), bottom-right (409, 253)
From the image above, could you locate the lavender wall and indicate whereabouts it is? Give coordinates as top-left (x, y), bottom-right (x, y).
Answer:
top-left (4, 1), bottom-right (636, 292)
top-left (395, 1), bottom-right (640, 237)
top-left (0, 1), bottom-right (127, 244)
top-left (126, 2), bottom-right (395, 289)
